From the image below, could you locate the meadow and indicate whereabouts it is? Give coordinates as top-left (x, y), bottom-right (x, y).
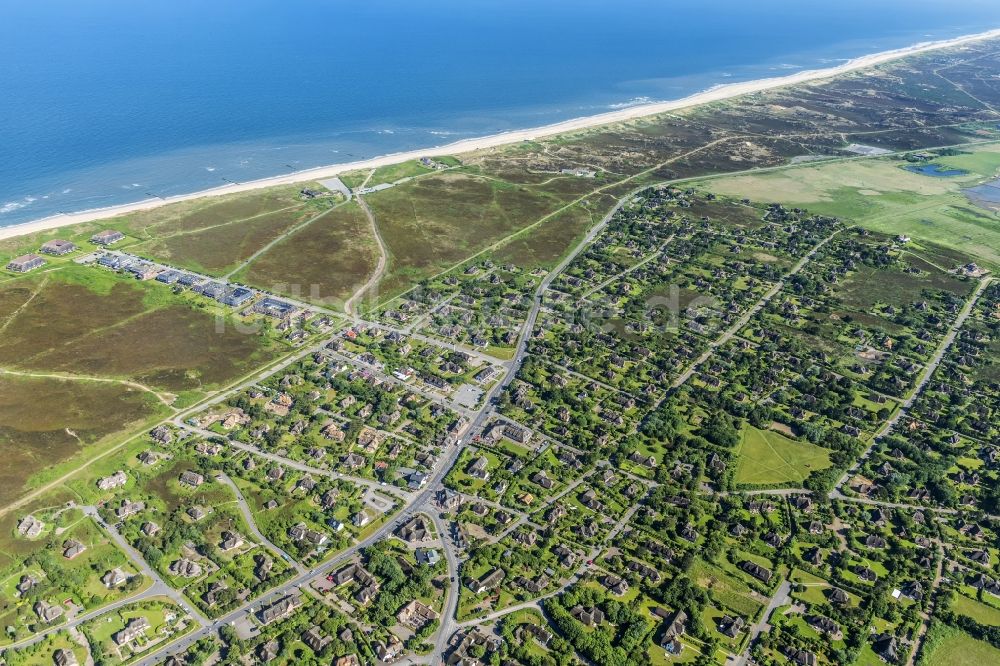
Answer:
top-left (918, 623), bottom-right (1000, 666)
top-left (733, 425), bottom-right (833, 486)
top-left (950, 594), bottom-right (1000, 627)
top-left (132, 205), bottom-right (326, 276)
top-left (491, 194), bottom-right (621, 270)
top-left (697, 144), bottom-right (1000, 270)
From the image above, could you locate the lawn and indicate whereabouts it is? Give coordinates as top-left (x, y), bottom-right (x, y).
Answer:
top-left (689, 559), bottom-right (763, 618)
top-left (733, 425), bottom-right (832, 486)
top-left (3, 629), bottom-right (83, 665)
top-left (789, 569), bottom-right (836, 607)
top-left (367, 159), bottom-right (445, 186)
top-left (0, 509), bottom-right (145, 645)
top-left (82, 597), bottom-right (194, 664)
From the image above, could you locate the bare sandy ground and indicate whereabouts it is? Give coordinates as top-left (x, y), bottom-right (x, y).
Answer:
top-left (3, 27), bottom-right (999, 243)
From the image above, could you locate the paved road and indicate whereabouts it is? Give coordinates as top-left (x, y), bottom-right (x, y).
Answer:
top-left (9, 507), bottom-right (209, 652)
top-left (831, 276), bottom-right (993, 493)
top-left (216, 472), bottom-right (304, 573)
top-left (181, 422), bottom-right (410, 500)
top-left (432, 512), bottom-right (463, 656)
top-left (15, 198), bottom-right (992, 666)
top-left (670, 227), bottom-right (843, 391)
top-left (735, 580), bottom-right (791, 666)
top-left (577, 234), bottom-right (674, 302)
top-left (323, 347), bottom-right (478, 417)
top-left (82, 506), bottom-right (209, 624)
top-left (7, 131), bottom-right (1000, 663)
top-left (133, 338), bottom-right (498, 666)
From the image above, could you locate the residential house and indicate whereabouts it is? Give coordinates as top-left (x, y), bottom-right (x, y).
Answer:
top-left (34, 601), bottom-right (64, 624)
top-left (740, 560), bottom-right (773, 584)
top-left (301, 626), bottom-right (331, 653)
top-left (468, 568), bottom-right (504, 594)
top-left (116, 499), bottom-right (146, 519)
top-left (661, 609), bottom-right (688, 649)
top-left (52, 649), bottom-right (78, 666)
top-left (397, 600), bottom-right (439, 630)
top-left (257, 594), bottom-right (302, 625)
top-left (396, 516), bottom-right (430, 543)
top-left (101, 568), bottom-right (128, 588)
top-left (169, 558), bottom-right (202, 578)
top-left (718, 615), bottom-right (744, 638)
top-left (288, 523), bottom-right (327, 546)
top-left (179, 470), bottom-right (204, 488)
top-left (17, 515), bottom-right (44, 538)
top-left (90, 230), bottom-right (125, 245)
top-left (466, 456), bottom-right (490, 480)
top-left (7, 254), bottom-right (46, 273)
top-left (97, 470), bottom-right (128, 490)
top-left (415, 547), bottom-right (440, 565)
top-left (62, 539), bottom-right (86, 560)
top-left (570, 605), bottom-right (605, 627)
top-left (203, 581), bottom-right (229, 607)
top-left (113, 617), bottom-right (150, 646)
top-left (219, 531), bottom-right (244, 552)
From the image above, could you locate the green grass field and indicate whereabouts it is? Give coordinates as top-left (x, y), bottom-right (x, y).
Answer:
top-left (133, 205), bottom-right (323, 275)
top-left (696, 144), bottom-right (1000, 270)
top-left (689, 559), bottom-right (763, 618)
top-left (951, 594), bottom-right (1000, 626)
top-left (919, 623), bottom-right (1000, 666)
top-left (733, 425), bottom-right (832, 486)
top-left (492, 194), bottom-right (620, 270)
top-left (366, 159), bottom-right (446, 186)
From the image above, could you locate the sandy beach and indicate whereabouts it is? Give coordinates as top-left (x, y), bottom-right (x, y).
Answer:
top-left (3, 27), bottom-right (999, 243)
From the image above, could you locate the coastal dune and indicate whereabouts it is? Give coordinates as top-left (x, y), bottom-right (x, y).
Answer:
top-left (3, 27), bottom-right (999, 243)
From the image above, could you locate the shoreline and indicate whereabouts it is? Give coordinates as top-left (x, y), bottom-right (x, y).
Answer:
top-left (3, 27), bottom-right (1000, 243)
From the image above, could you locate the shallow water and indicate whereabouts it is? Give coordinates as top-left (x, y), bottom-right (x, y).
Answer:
top-left (964, 177), bottom-right (1000, 204)
top-left (904, 164), bottom-right (969, 177)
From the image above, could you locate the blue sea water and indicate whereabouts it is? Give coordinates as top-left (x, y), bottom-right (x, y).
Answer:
top-left (2, 0), bottom-right (1000, 227)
